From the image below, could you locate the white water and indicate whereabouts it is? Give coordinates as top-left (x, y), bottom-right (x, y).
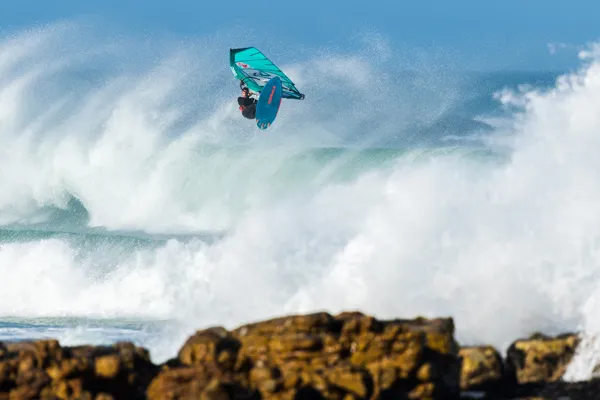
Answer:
top-left (2, 23), bottom-right (600, 376)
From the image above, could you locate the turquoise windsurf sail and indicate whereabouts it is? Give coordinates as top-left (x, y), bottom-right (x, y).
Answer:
top-left (230, 47), bottom-right (305, 100)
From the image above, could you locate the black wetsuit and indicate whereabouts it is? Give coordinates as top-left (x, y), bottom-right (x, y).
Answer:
top-left (237, 96), bottom-right (257, 119)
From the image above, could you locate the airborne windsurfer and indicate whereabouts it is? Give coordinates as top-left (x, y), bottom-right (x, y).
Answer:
top-left (230, 47), bottom-right (305, 127)
top-left (237, 85), bottom-right (257, 119)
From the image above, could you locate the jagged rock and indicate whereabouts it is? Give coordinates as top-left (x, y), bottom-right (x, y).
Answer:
top-left (146, 364), bottom-right (257, 400)
top-left (234, 312), bottom-right (338, 337)
top-left (505, 332), bottom-right (579, 384)
top-left (459, 346), bottom-right (504, 391)
top-left (228, 311), bottom-right (461, 399)
top-left (3, 311), bottom-right (593, 400)
top-left (148, 311), bottom-right (462, 399)
top-left (0, 340), bottom-right (158, 400)
top-left (178, 327), bottom-right (244, 372)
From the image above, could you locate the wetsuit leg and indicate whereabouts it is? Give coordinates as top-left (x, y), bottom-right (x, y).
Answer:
top-left (242, 104), bottom-right (256, 119)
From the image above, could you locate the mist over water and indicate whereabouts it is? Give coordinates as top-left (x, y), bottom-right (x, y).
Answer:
top-left (2, 22), bottom-right (600, 377)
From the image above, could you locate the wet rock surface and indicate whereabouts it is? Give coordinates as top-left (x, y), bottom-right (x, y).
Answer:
top-left (0, 339), bottom-right (158, 399)
top-left (0, 312), bottom-right (595, 399)
top-left (505, 332), bottom-right (580, 385)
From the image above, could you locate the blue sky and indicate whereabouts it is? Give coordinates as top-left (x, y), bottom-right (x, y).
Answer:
top-left (0, 0), bottom-right (598, 71)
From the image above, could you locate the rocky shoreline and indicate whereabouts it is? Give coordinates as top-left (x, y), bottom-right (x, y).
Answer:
top-left (0, 311), bottom-right (597, 399)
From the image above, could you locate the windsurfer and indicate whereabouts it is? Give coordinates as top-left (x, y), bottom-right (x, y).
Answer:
top-left (237, 86), bottom-right (257, 119)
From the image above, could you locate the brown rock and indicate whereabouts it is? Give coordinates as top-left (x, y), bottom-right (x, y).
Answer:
top-left (200, 378), bottom-right (230, 400)
top-left (178, 327), bottom-right (242, 372)
top-left (408, 382), bottom-right (436, 399)
top-left (0, 341), bottom-right (58, 395)
top-left (7, 340), bottom-right (64, 369)
top-left (46, 357), bottom-right (91, 381)
top-left (146, 365), bottom-right (211, 400)
top-left (324, 363), bottom-right (372, 398)
top-left (459, 346), bottom-right (504, 390)
top-left (49, 378), bottom-right (86, 399)
top-left (95, 394), bottom-right (114, 400)
top-left (234, 312), bottom-right (337, 337)
top-left (351, 330), bottom-right (425, 377)
top-left (506, 333), bottom-right (580, 384)
top-left (403, 317), bottom-right (458, 354)
top-left (0, 359), bottom-right (18, 393)
top-left (337, 312), bottom-right (383, 337)
top-left (249, 365), bottom-right (282, 395)
top-left (146, 365), bottom-right (257, 400)
top-left (0, 340), bottom-right (157, 400)
top-left (95, 355), bottom-right (121, 379)
top-left (234, 312), bottom-right (459, 399)
top-left (7, 369), bottom-right (49, 400)
top-left (416, 362), bottom-right (437, 382)
top-left (0, 311), bottom-right (466, 400)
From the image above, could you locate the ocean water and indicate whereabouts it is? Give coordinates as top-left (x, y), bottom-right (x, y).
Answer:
top-left (2, 22), bottom-right (600, 379)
